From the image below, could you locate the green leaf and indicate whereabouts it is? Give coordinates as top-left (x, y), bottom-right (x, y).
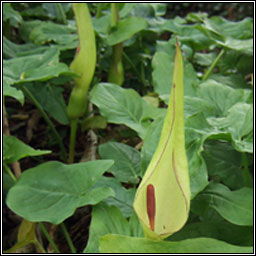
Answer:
top-left (126, 3), bottom-right (167, 33)
top-left (130, 3), bottom-right (165, 19)
top-left (226, 103), bottom-right (253, 153)
top-left (152, 50), bottom-right (197, 104)
top-left (119, 3), bottom-right (136, 18)
top-left (90, 83), bottom-right (164, 138)
top-left (186, 12), bottom-right (208, 23)
top-left (141, 117), bottom-right (163, 175)
top-left (3, 82), bottom-right (24, 105)
top-left (155, 38), bottom-right (176, 55)
top-left (21, 5), bottom-right (49, 19)
top-left (83, 202), bottom-right (130, 253)
top-left (42, 3), bottom-right (72, 21)
top-left (134, 41), bottom-right (190, 239)
top-left (196, 17), bottom-right (253, 55)
top-left (25, 83), bottom-right (69, 125)
top-left (29, 21), bottom-right (78, 49)
top-left (184, 96), bottom-right (215, 118)
top-left (185, 127), bottom-right (209, 199)
top-left (204, 17), bottom-right (253, 40)
top-left (216, 49), bottom-right (253, 75)
top-left (197, 79), bottom-right (248, 117)
top-left (3, 47), bottom-right (73, 87)
top-left (107, 17), bottom-right (148, 46)
top-left (199, 16), bottom-right (253, 41)
top-left (150, 3), bottom-right (167, 16)
top-left (161, 20), bottom-right (214, 51)
top-left (3, 3), bottom-right (22, 26)
top-left (217, 38), bottom-right (253, 56)
top-left (83, 190), bottom-right (142, 254)
top-left (168, 219), bottom-right (253, 247)
top-left (202, 140), bottom-right (245, 189)
top-left (99, 234), bottom-right (253, 253)
top-left (143, 95), bottom-right (159, 108)
top-left (204, 102), bottom-right (253, 153)
top-left (3, 36), bottom-right (48, 59)
top-left (6, 160), bottom-right (114, 224)
top-left (3, 172), bottom-right (16, 192)
top-left (4, 219), bottom-right (43, 253)
top-left (92, 14), bottom-right (110, 38)
top-left (194, 52), bottom-right (217, 66)
top-left (99, 142), bottom-right (141, 184)
top-left (94, 176), bottom-right (136, 218)
top-left (129, 211), bottom-right (144, 237)
top-left (236, 55), bottom-right (253, 76)
top-left (19, 20), bottom-right (43, 42)
top-left (3, 135), bottom-right (51, 164)
top-left (209, 74), bottom-right (250, 90)
top-left (81, 115), bottom-right (107, 131)
top-left (152, 51), bottom-right (174, 103)
top-left (192, 183), bottom-right (253, 226)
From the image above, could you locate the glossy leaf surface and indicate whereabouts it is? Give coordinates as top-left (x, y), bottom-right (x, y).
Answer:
top-left (99, 234), bottom-right (252, 253)
top-left (6, 160), bottom-right (114, 224)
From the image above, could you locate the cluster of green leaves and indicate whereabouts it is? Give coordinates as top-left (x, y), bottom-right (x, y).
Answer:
top-left (3, 3), bottom-right (253, 253)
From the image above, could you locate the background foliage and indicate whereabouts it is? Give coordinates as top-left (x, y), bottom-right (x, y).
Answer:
top-left (3, 2), bottom-right (253, 253)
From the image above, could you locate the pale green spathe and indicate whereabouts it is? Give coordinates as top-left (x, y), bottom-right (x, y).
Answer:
top-left (133, 40), bottom-right (190, 239)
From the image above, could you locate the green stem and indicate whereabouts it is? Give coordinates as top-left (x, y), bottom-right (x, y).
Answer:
top-left (3, 162), bottom-right (17, 182)
top-left (38, 222), bottom-right (60, 253)
top-left (111, 3), bottom-right (119, 27)
top-left (68, 119), bottom-right (78, 164)
top-left (35, 241), bottom-right (47, 253)
top-left (123, 52), bottom-right (146, 86)
top-left (96, 3), bottom-right (103, 18)
top-left (60, 223), bottom-right (76, 253)
top-left (242, 152), bottom-right (251, 187)
top-left (123, 52), bottom-right (140, 77)
top-left (21, 86), bottom-right (67, 161)
top-left (55, 3), bottom-right (67, 24)
top-left (140, 61), bottom-right (147, 94)
top-left (113, 43), bottom-right (123, 66)
top-left (202, 49), bottom-right (225, 81)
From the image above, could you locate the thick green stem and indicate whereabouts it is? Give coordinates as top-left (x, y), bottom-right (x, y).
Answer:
top-left (110, 4), bottom-right (121, 65)
top-left (38, 223), bottom-right (60, 253)
top-left (242, 152), bottom-right (251, 187)
top-left (21, 86), bottom-right (67, 161)
top-left (113, 43), bottom-right (123, 66)
top-left (108, 43), bottom-right (124, 85)
top-left (60, 223), bottom-right (76, 253)
top-left (68, 119), bottom-right (78, 164)
top-left (67, 3), bottom-right (96, 120)
top-left (108, 3), bottom-right (124, 85)
top-left (111, 3), bottom-right (119, 27)
top-left (96, 3), bottom-right (103, 18)
top-left (202, 49), bottom-right (225, 81)
top-left (3, 162), bottom-right (17, 182)
top-left (55, 3), bottom-right (67, 24)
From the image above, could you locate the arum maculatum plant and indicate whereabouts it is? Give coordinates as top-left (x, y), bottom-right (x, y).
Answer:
top-left (107, 3), bottom-right (124, 86)
top-left (67, 3), bottom-right (96, 163)
top-left (133, 39), bottom-right (190, 240)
